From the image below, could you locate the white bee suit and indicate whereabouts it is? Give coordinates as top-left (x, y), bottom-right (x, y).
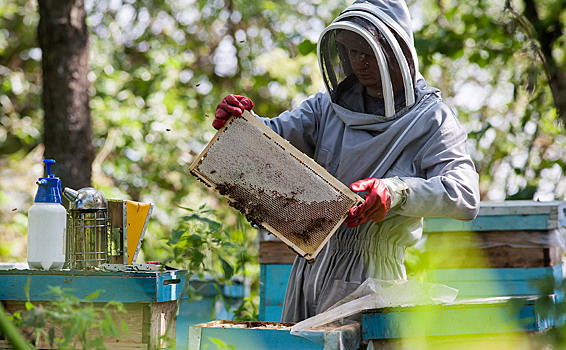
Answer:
top-left (256, 0), bottom-right (480, 323)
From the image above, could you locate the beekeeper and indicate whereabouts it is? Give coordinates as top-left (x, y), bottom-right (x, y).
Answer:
top-left (212, 0), bottom-right (480, 322)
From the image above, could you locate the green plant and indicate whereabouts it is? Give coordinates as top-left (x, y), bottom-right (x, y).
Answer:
top-left (10, 281), bottom-right (128, 350)
top-left (0, 303), bottom-right (32, 350)
top-left (162, 205), bottom-right (259, 321)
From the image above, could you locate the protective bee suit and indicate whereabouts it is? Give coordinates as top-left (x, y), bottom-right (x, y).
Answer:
top-left (255, 0), bottom-right (480, 323)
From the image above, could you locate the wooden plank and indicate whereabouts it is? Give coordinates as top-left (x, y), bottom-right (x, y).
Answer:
top-left (423, 231), bottom-right (563, 268)
top-left (426, 265), bottom-right (563, 282)
top-left (477, 200), bottom-right (566, 217)
top-left (0, 341), bottom-right (147, 350)
top-left (149, 301), bottom-right (177, 349)
top-left (187, 320), bottom-right (352, 350)
top-left (423, 246), bottom-right (563, 268)
top-left (188, 321), bottom-right (316, 350)
top-left (259, 264), bottom-right (293, 322)
top-left (367, 332), bottom-right (545, 349)
top-left (0, 269), bottom-right (186, 303)
top-left (362, 296), bottom-right (554, 340)
top-left (423, 230), bottom-right (565, 254)
top-left (424, 214), bottom-right (552, 232)
top-left (426, 265), bottom-right (565, 301)
top-left (431, 281), bottom-right (544, 298)
top-left (258, 241), bottom-right (297, 265)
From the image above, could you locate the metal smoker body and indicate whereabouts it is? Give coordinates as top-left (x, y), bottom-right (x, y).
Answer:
top-left (64, 187), bottom-right (111, 269)
top-left (64, 187), bottom-right (153, 270)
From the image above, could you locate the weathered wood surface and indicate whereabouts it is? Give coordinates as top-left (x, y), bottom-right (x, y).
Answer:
top-left (258, 241), bottom-right (297, 265)
top-left (0, 269), bottom-right (186, 303)
top-left (367, 332), bottom-right (546, 350)
top-left (423, 230), bottom-right (564, 268)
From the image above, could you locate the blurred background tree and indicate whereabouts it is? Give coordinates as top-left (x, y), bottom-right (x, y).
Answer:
top-left (38, 0), bottom-right (95, 190)
top-left (413, 0), bottom-right (566, 201)
top-left (0, 0), bottom-right (565, 313)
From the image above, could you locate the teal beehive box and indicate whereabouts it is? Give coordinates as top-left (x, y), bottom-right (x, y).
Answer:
top-left (423, 200), bottom-right (566, 269)
top-left (422, 201), bottom-right (566, 302)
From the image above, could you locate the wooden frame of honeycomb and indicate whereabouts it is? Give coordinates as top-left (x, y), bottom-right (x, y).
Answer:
top-left (190, 111), bottom-right (363, 261)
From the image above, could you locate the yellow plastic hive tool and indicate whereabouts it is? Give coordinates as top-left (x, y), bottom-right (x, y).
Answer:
top-left (126, 200), bottom-right (153, 265)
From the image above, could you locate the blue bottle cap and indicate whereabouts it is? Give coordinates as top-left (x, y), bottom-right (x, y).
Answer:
top-left (34, 159), bottom-right (63, 204)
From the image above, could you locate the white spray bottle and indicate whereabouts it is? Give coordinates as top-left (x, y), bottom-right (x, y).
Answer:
top-left (27, 159), bottom-right (67, 269)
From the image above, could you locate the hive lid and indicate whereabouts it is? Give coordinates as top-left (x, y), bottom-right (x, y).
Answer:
top-left (190, 111), bottom-right (363, 261)
top-left (424, 200), bottom-right (566, 232)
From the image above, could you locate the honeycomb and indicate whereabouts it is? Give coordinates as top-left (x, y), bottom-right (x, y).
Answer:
top-left (190, 111), bottom-right (362, 260)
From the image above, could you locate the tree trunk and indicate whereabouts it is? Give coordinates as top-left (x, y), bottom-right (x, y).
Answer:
top-left (519, 0), bottom-right (566, 124)
top-left (38, 0), bottom-right (94, 190)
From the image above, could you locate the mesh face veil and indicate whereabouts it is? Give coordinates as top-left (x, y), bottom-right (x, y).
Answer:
top-left (317, 3), bottom-right (417, 118)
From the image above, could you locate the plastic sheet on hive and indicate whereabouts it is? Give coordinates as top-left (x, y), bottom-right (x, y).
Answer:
top-left (190, 111), bottom-right (363, 261)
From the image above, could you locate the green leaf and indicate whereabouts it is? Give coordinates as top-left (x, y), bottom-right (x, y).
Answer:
top-left (190, 250), bottom-right (206, 267)
top-left (25, 301), bottom-right (33, 311)
top-left (84, 290), bottom-right (100, 301)
top-left (298, 39), bottom-right (316, 56)
top-left (169, 229), bottom-right (185, 244)
top-left (24, 277), bottom-right (31, 302)
top-left (120, 320), bottom-right (130, 335)
top-left (182, 214), bottom-right (222, 230)
top-left (178, 205), bottom-right (195, 212)
top-left (208, 336), bottom-right (235, 349)
top-left (220, 257), bottom-right (234, 280)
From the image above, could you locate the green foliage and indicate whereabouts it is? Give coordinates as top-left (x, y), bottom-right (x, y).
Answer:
top-left (208, 337), bottom-right (235, 350)
top-left (404, 246), bottom-right (427, 281)
top-left (413, 0), bottom-right (566, 201)
top-left (2, 0), bottom-right (564, 265)
top-left (162, 205), bottom-right (245, 276)
top-left (530, 277), bottom-right (566, 348)
top-left (0, 303), bottom-right (33, 350)
top-left (162, 205), bottom-right (259, 321)
top-left (7, 284), bottom-right (128, 350)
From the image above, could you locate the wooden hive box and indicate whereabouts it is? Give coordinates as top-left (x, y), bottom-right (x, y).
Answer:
top-left (188, 320), bottom-right (358, 350)
top-left (0, 268), bottom-right (186, 349)
top-left (361, 295), bottom-right (556, 348)
top-left (422, 201), bottom-right (566, 269)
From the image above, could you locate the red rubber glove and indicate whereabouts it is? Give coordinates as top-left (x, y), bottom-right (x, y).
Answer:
top-left (345, 178), bottom-right (391, 228)
top-left (213, 94), bottom-right (254, 129)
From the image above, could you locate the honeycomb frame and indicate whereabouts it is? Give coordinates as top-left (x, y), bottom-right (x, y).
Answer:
top-left (190, 111), bottom-right (363, 261)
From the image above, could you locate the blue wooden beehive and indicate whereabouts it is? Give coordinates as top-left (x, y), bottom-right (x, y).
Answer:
top-left (361, 295), bottom-right (556, 344)
top-left (188, 320), bottom-right (358, 350)
top-left (422, 200), bottom-right (566, 301)
top-left (0, 267), bottom-right (187, 349)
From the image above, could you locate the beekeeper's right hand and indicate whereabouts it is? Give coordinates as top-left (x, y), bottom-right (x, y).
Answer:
top-left (213, 94), bottom-right (254, 129)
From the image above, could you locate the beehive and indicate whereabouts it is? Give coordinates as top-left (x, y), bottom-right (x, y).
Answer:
top-left (190, 111), bottom-right (363, 261)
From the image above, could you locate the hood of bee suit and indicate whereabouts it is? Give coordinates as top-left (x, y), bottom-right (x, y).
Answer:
top-left (317, 0), bottom-right (430, 120)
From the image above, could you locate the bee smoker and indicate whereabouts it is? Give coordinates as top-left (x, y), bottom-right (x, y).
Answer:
top-left (63, 187), bottom-right (111, 269)
top-left (63, 187), bottom-right (154, 270)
